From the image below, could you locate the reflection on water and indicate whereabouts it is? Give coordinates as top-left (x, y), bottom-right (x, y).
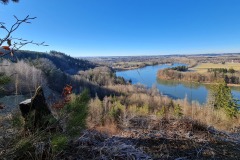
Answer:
top-left (157, 78), bottom-right (202, 89)
top-left (116, 64), bottom-right (240, 104)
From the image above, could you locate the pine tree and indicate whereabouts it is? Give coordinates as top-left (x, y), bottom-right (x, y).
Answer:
top-left (209, 80), bottom-right (239, 117)
top-left (0, 73), bottom-right (10, 92)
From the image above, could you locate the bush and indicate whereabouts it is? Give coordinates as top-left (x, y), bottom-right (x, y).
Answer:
top-left (110, 100), bottom-right (125, 123)
top-left (137, 103), bottom-right (149, 115)
top-left (64, 89), bottom-right (90, 137)
top-left (174, 104), bottom-right (183, 118)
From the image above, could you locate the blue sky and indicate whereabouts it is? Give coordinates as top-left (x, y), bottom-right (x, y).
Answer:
top-left (1, 0), bottom-right (240, 57)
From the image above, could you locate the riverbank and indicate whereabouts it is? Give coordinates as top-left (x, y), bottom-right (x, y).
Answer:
top-left (113, 65), bottom-right (149, 71)
top-left (157, 68), bottom-right (240, 86)
top-left (113, 62), bottom-right (171, 71)
top-left (158, 77), bottom-right (240, 87)
top-left (111, 58), bottom-right (196, 71)
top-left (117, 63), bottom-right (240, 104)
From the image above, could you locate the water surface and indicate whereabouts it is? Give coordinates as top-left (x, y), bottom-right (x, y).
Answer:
top-left (116, 64), bottom-right (240, 104)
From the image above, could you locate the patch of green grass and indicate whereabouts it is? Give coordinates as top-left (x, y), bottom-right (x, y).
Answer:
top-left (15, 138), bottom-right (33, 154)
top-left (51, 134), bottom-right (68, 153)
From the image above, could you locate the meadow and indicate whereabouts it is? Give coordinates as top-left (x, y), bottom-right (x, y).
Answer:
top-left (192, 62), bottom-right (240, 73)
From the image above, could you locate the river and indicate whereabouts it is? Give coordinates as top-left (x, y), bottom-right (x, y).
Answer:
top-left (116, 63), bottom-right (240, 104)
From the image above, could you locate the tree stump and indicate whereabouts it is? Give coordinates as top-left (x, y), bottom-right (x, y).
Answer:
top-left (19, 86), bottom-right (56, 131)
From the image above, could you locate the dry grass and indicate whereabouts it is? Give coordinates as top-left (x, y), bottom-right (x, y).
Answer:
top-left (93, 123), bottom-right (120, 135)
top-left (193, 62), bottom-right (240, 73)
top-left (107, 84), bottom-right (240, 132)
top-left (175, 99), bottom-right (240, 131)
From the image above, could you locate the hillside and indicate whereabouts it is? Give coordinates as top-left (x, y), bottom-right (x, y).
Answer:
top-left (0, 50), bottom-right (127, 101)
top-left (1, 54), bottom-right (240, 159)
top-left (2, 50), bottom-right (97, 74)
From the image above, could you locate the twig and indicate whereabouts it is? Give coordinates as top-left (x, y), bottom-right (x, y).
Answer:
top-left (196, 142), bottom-right (209, 158)
top-left (0, 15), bottom-right (36, 46)
top-left (0, 15), bottom-right (48, 58)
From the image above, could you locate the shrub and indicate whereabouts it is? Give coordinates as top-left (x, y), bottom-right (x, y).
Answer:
top-left (110, 100), bottom-right (125, 123)
top-left (156, 106), bottom-right (166, 117)
top-left (174, 104), bottom-right (183, 118)
top-left (64, 89), bottom-right (90, 137)
top-left (137, 103), bottom-right (149, 115)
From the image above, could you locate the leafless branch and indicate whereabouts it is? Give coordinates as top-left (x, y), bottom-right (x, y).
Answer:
top-left (0, 15), bottom-right (37, 46)
top-left (1, 0), bottom-right (19, 4)
top-left (0, 15), bottom-right (48, 58)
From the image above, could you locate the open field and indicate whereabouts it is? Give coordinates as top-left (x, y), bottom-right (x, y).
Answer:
top-left (192, 62), bottom-right (240, 73)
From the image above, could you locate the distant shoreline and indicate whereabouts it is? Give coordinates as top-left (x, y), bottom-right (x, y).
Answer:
top-left (157, 68), bottom-right (240, 87)
top-left (157, 78), bottom-right (240, 87)
top-left (113, 63), bottom-right (164, 72)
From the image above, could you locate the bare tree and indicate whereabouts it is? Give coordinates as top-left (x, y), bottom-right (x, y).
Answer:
top-left (0, 3), bottom-right (48, 96)
top-left (0, 15), bottom-right (48, 58)
top-left (0, 60), bottom-right (47, 93)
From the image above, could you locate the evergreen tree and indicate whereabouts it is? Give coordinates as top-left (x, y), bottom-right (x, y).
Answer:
top-left (209, 80), bottom-right (239, 117)
top-left (0, 73), bottom-right (10, 92)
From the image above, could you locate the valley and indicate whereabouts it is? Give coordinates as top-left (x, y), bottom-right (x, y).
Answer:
top-left (1, 1), bottom-right (240, 159)
top-left (1, 51), bottom-right (240, 159)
